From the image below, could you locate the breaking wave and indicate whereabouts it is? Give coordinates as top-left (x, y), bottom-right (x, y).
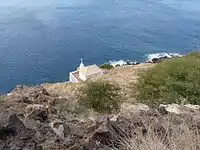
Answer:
top-left (108, 52), bottom-right (183, 67)
top-left (109, 60), bottom-right (138, 67)
top-left (146, 52), bottom-right (183, 61)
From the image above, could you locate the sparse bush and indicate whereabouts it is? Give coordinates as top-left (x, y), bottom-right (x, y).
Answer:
top-left (100, 64), bottom-right (114, 69)
top-left (133, 52), bottom-right (200, 107)
top-left (55, 97), bottom-right (89, 116)
top-left (78, 80), bottom-right (122, 113)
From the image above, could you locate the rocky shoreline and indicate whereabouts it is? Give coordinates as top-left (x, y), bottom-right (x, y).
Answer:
top-left (108, 52), bottom-right (183, 67)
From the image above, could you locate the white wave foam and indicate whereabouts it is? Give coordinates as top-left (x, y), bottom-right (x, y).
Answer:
top-left (109, 60), bottom-right (127, 67)
top-left (109, 60), bottom-right (137, 67)
top-left (146, 52), bottom-right (182, 61)
top-left (108, 52), bottom-right (183, 67)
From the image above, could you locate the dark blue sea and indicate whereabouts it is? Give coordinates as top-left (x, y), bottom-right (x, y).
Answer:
top-left (1, 0), bottom-right (200, 94)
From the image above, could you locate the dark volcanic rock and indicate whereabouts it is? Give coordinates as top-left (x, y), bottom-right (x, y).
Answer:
top-left (157, 106), bottom-right (168, 115)
top-left (6, 86), bottom-right (55, 105)
top-left (1, 85), bottom-right (200, 150)
top-left (25, 104), bottom-right (48, 122)
top-left (151, 57), bottom-right (168, 63)
top-left (147, 56), bottom-right (170, 63)
top-left (0, 114), bottom-right (38, 150)
top-left (0, 106), bottom-right (200, 150)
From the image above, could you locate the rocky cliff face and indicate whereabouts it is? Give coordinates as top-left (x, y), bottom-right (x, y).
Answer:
top-left (0, 86), bottom-right (200, 150)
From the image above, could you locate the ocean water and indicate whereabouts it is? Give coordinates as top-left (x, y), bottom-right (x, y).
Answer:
top-left (1, 0), bottom-right (200, 94)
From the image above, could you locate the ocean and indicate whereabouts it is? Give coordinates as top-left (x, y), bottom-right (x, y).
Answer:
top-left (1, 0), bottom-right (200, 94)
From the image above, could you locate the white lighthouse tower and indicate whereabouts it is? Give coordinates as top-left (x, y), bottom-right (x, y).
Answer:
top-left (78, 58), bottom-right (85, 70)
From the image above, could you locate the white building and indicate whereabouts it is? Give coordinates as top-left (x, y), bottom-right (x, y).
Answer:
top-left (69, 59), bottom-right (104, 83)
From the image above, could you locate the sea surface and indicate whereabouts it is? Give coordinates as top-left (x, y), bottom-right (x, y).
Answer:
top-left (1, 0), bottom-right (200, 94)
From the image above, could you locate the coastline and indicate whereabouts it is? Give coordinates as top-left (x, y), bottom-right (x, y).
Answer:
top-left (108, 52), bottom-right (183, 67)
top-left (28, 52), bottom-right (186, 98)
top-left (1, 52), bottom-right (184, 95)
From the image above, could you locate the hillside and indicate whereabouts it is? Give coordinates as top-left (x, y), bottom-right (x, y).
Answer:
top-left (1, 57), bottom-right (200, 150)
top-left (0, 85), bottom-right (200, 150)
top-left (42, 63), bottom-right (155, 101)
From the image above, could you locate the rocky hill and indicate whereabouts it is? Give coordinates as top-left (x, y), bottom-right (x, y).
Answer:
top-left (0, 85), bottom-right (200, 150)
top-left (1, 59), bottom-right (200, 150)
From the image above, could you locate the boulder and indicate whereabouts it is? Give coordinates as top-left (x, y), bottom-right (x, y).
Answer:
top-left (152, 58), bottom-right (160, 63)
top-left (3, 114), bottom-right (26, 135)
top-left (0, 110), bottom-right (11, 127)
top-left (64, 122), bottom-right (84, 139)
top-left (159, 104), bottom-right (200, 115)
top-left (0, 114), bottom-right (38, 150)
top-left (120, 103), bottom-right (149, 118)
top-left (157, 106), bottom-right (168, 115)
top-left (49, 119), bottom-right (65, 138)
top-left (86, 115), bottom-right (115, 148)
top-left (25, 104), bottom-right (48, 122)
top-left (184, 104), bottom-right (200, 110)
top-left (159, 104), bottom-right (182, 114)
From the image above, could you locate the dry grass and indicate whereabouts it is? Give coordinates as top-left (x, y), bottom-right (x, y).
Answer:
top-left (41, 63), bottom-right (154, 101)
top-left (111, 117), bottom-right (200, 150)
top-left (41, 82), bottom-right (82, 97)
top-left (116, 126), bottom-right (199, 150)
top-left (101, 63), bottom-right (154, 87)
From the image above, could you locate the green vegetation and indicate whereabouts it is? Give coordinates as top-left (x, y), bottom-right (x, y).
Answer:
top-left (55, 98), bottom-right (90, 117)
top-left (100, 63), bottom-right (114, 69)
top-left (78, 80), bottom-right (122, 113)
top-left (133, 52), bottom-right (200, 107)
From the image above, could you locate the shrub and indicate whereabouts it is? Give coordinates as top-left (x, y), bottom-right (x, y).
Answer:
top-left (78, 80), bottom-right (122, 113)
top-left (133, 52), bottom-right (200, 107)
top-left (100, 64), bottom-right (114, 69)
top-left (55, 98), bottom-right (88, 117)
